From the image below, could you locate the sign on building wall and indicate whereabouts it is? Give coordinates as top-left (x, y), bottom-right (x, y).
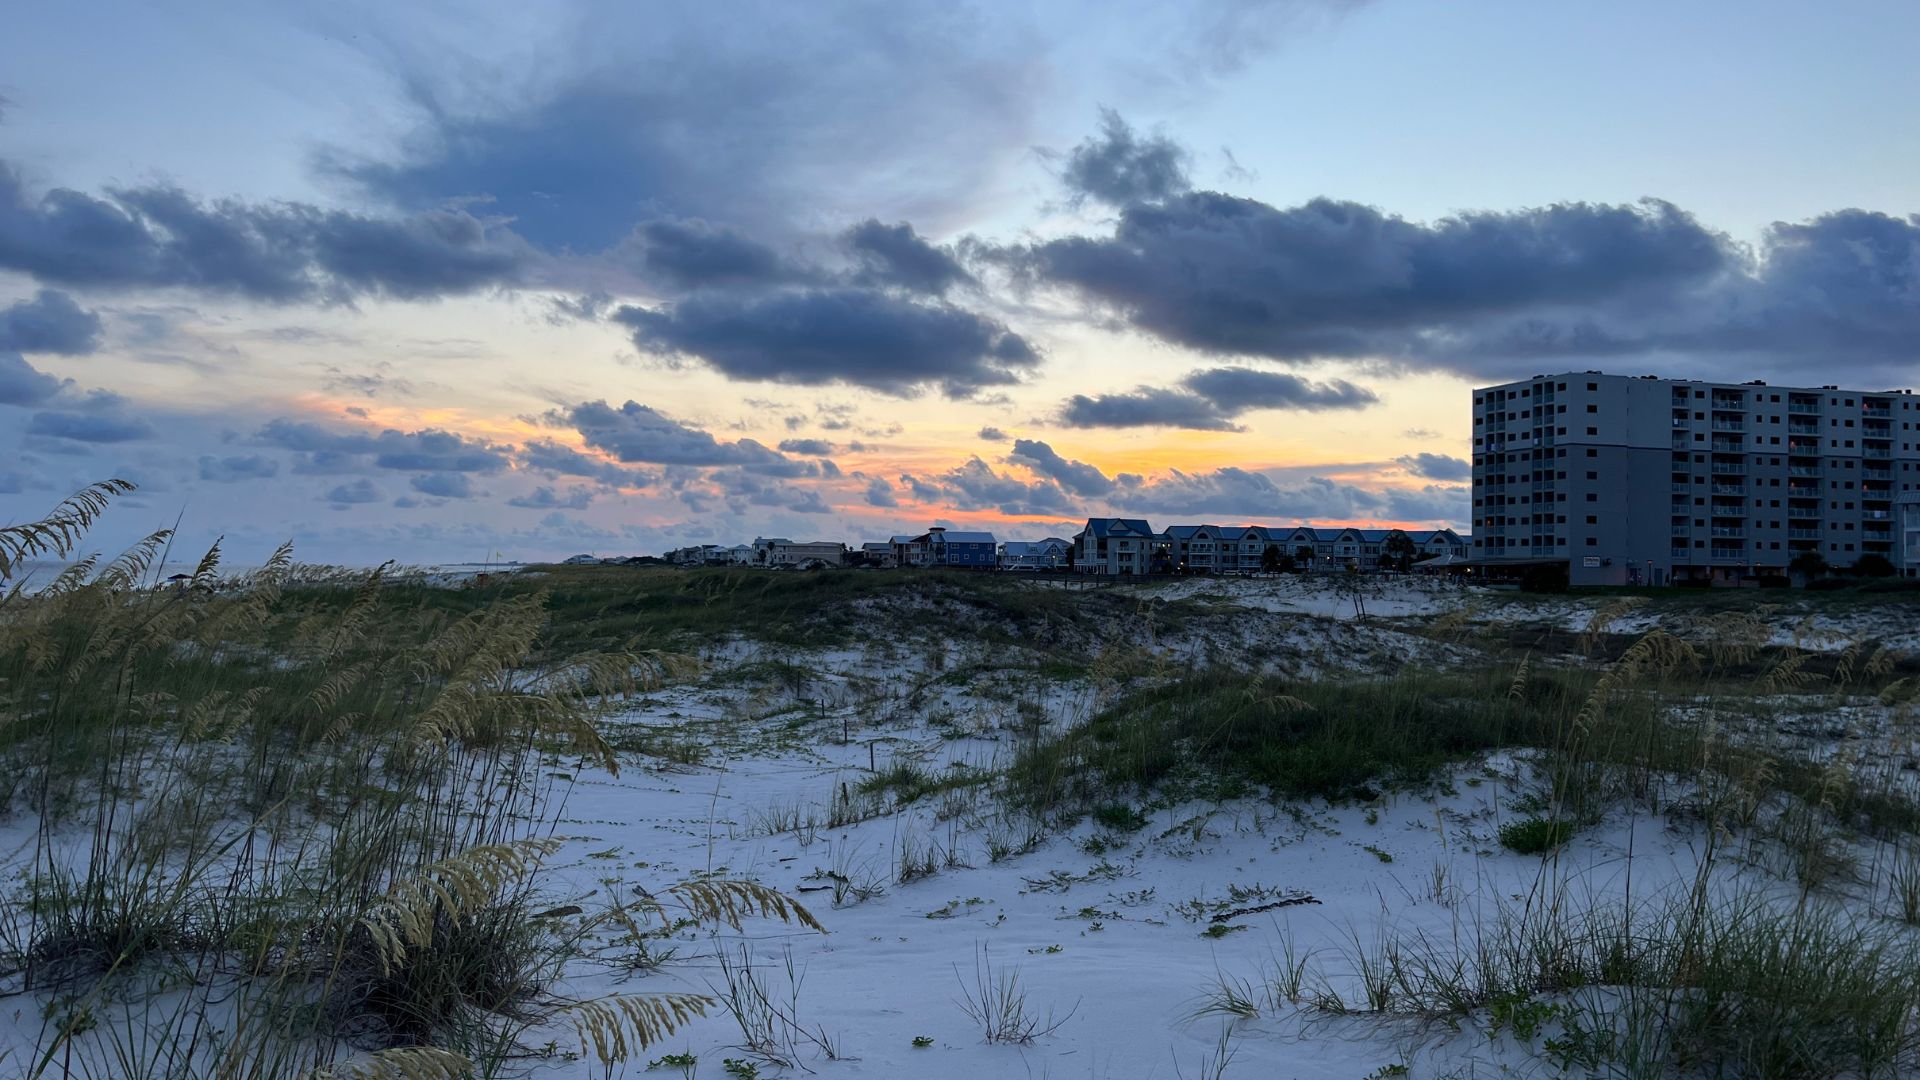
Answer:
top-left (1581, 556), bottom-right (1602, 568)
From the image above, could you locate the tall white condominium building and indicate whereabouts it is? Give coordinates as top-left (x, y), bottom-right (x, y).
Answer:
top-left (1472, 373), bottom-right (1920, 587)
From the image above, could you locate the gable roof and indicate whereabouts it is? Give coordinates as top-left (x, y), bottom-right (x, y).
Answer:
top-left (1081, 517), bottom-right (1154, 539)
top-left (936, 531), bottom-right (997, 544)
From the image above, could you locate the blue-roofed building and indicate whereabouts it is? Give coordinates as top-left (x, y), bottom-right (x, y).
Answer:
top-left (1000, 537), bottom-right (1071, 570)
top-left (896, 526), bottom-right (998, 568)
top-left (1073, 517), bottom-right (1158, 574)
top-left (926, 527), bottom-right (998, 568)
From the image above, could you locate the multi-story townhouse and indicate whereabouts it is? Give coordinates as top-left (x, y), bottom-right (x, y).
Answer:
top-left (1471, 372), bottom-right (1920, 586)
top-left (1072, 518), bottom-right (1159, 574)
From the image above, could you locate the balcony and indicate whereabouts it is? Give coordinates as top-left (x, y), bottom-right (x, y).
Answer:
top-left (1788, 527), bottom-right (1821, 540)
top-left (1787, 442), bottom-right (1820, 455)
top-left (1863, 466), bottom-right (1892, 480)
top-left (1711, 483), bottom-right (1745, 495)
top-left (1788, 485), bottom-right (1821, 497)
top-left (1787, 507), bottom-right (1821, 520)
top-left (1864, 524), bottom-right (1893, 537)
top-left (1711, 438), bottom-right (1744, 453)
top-left (1672, 434), bottom-right (1692, 449)
top-left (1670, 547), bottom-right (1691, 559)
top-left (1864, 404), bottom-right (1891, 417)
top-left (1711, 419), bottom-right (1745, 432)
top-left (1671, 481), bottom-right (1692, 493)
top-left (1788, 402), bottom-right (1820, 414)
top-left (1710, 462), bottom-right (1746, 475)
top-left (1710, 526), bottom-right (1745, 538)
top-left (1788, 466), bottom-right (1822, 478)
top-left (1710, 397), bottom-right (1745, 411)
top-left (1710, 505), bottom-right (1746, 518)
top-left (1865, 447), bottom-right (1893, 459)
top-left (1788, 420), bottom-right (1819, 435)
top-left (1670, 525), bottom-right (1692, 537)
top-left (1708, 546), bottom-right (1747, 560)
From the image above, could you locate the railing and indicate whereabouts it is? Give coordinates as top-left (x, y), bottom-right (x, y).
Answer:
top-left (1671, 482), bottom-right (1692, 493)
top-left (1787, 442), bottom-right (1819, 455)
top-left (1711, 506), bottom-right (1745, 517)
top-left (1711, 439), bottom-right (1744, 452)
top-left (1712, 483), bottom-right (1745, 495)
top-left (1710, 463), bottom-right (1746, 475)
top-left (1788, 421), bottom-right (1819, 434)
top-left (1864, 405), bottom-right (1891, 417)
top-left (1863, 467), bottom-right (1892, 480)
top-left (1710, 526), bottom-right (1744, 538)
top-left (1711, 420), bottom-right (1745, 432)
top-left (1711, 397), bottom-right (1745, 410)
top-left (1672, 435), bottom-right (1692, 448)
top-left (1788, 466), bottom-right (1821, 478)
top-left (1787, 508), bottom-right (1821, 519)
top-left (1865, 447), bottom-right (1893, 459)
top-left (1671, 547), bottom-right (1691, 558)
top-left (1670, 525), bottom-right (1692, 537)
top-left (1788, 402), bottom-right (1820, 414)
top-left (1788, 528), bottom-right (1821, 539)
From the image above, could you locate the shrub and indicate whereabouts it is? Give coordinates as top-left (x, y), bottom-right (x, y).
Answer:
top-left (1498, 817), bottom-right (1573, 855)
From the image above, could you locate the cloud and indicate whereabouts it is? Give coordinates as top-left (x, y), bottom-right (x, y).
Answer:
top-left (556, 399), bottom-right (807, 472)
top-left (0, 289), bottom-right (102, 354)
top-left (26, 409), bottom-right (155, 443)
top-left (197, 454), bottom-right (281, 482)
top-left (506, 485), bottom-right (594, 510)
top-left (977, 426), bottom-right (1008, 441)
top-left (518, 438), bottom-right (657, 488)
top-left (0, 162), bottom-right (530, 302)
top-left (1016, 191), bottom-right (1731, 370)
top-left (1058, 386), bottom-right (1241, 431)
top-left (1058, 109), bottom-right (1190, 207)
top-left (864, 476), bottom-right (899, 507)
top-left (0, 352), bottom-right (67, 406)
top-left (613, 289), bottom-right (1038, 398)
top-left (776, 438), bottom-right (836, 456)
top-left (256, 419), bottom-right (511, 472)
top-left (1182, 367), bottom-right (1377, 411)
top-left (630, 218), bottom-right (806, 288)
top-left (323, 478), bottom-right (382, 504)
top-left (1008, 438), bottom-right (1115, 497)
top-left (902, 456), bottom-right (1077, 517)
top-left (408, 472), bottom-right (477, 498)
top-left (328, 5), bottom-right (1041, 250)
top-left (1394, 452), bottom-right (1470, 481)
top-left (844, 219), bottom-right (972, 295)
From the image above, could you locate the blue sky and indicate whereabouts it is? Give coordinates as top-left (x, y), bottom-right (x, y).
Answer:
top-left (2, 1), bottom-right (1916, 565)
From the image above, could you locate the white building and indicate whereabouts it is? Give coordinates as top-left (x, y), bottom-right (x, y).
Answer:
top-left (1000, 538), bottom-right (1071, 570)
top-left (1072, 518), bottom-right (1158, 574)
top-left (1473, 372), bottom-right (1920, 586)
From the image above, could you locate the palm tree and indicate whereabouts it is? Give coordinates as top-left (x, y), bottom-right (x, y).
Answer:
top-left (1789, 550), bottom-right (1828, 581)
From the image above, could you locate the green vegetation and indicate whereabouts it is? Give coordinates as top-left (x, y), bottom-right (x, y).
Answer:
top-left (1498, 816), bottom-right (1573, 854)
top-left (0, 483), bottom-right (820, 1076)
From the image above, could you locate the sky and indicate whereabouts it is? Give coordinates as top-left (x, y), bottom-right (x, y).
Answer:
top-left (2, 0), bottom-right (1917, 565)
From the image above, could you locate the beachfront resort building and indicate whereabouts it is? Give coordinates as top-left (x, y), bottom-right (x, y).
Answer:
top-left (1472, 372), bottom-right (1920, 587)
top-left (1900, 491), bottom-right (1920, 578)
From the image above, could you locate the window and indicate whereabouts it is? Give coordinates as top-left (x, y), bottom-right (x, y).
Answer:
top-left (1585, 515), bottom-right (1597, 524)
top-left (1587, 382), bottom-right (1598, 391)
top-left (1585, 537), bottom-right (1598, 546)
top-left (1586, 471), bottom-right (1597, 480)
top-left (1586, 449), bottom-right (1598, 458)
top-left (1586, 404), bottom-right (1598, 413)
top-left (1586, 493), bottom-right (1598, 502)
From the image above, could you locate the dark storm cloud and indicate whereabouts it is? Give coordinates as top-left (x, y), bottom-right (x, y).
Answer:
top-left (255, 419), bottom-right (511, 472)
top-left (844, 220), bottom-right (973, 295)
top-left (0, 353), bottom-right (67, 406)
top-left (1182, 367), bottom-right (1377, 411)
top-left (1058, 109), bottom-right (1191, 207)
top-left (0, 163), bottom-right (530, 302)
top-left (1019, 193), bottom-right (1730, 367)
top-left (0, 290), bottom-right (103, 354)
top-left (1394, 452), bottom-right (1470, 481)
top-left (1008, 438), bottom-right (1118, 497)
top-left (1057, 386), bottom-right (1242, 431)
top-left (330, 4), bottom-right (1038, 250)
top-left (555, 400), bottom-right (809, 474)
top-left (776, 438), bottom-right (836, 456)
top-left (631, 218), bottom-right (807, 288)
top-left (612, 289), bottom-right (1039, 398)
top-left (27, 409), bottom-right (156, 443)
top-left (197, 454), bottom-right (281, 482)
top-left (864, 476), bottom-right (899, 508)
